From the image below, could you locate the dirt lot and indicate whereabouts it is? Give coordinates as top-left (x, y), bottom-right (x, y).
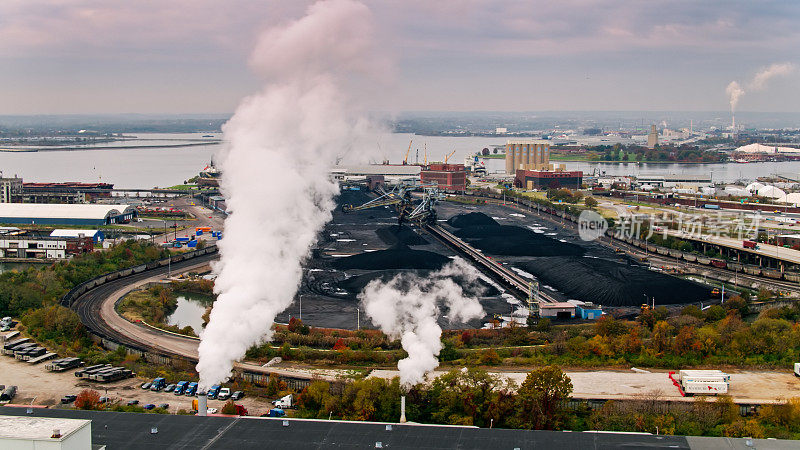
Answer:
top-left (369, 368), bottom-right (800, 404)
top-left (0, 355), bottom-right (273, 415)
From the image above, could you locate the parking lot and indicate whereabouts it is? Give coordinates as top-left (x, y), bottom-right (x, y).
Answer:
top-left (0, 355), bottom-right (271, 415)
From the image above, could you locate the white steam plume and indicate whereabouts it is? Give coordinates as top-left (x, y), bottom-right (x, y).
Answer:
top-left (197, 0), bottom-right (382, 388)
top-left (726, 62), bottom-right (795, 112)
top-left (359, 258), bottom-right (486, 388)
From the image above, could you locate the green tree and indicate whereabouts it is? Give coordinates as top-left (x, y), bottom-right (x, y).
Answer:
top-left (584, 197), bottom-right (598, 208)
top-left (513, 366), bottom-right (573, 430)
top-left (427, 368), bottom-right (516, 428)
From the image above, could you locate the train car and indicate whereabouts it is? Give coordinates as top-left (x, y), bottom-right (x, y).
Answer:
top-left (784, 272), bottom-right (800, 283)
top-left (711, 259), bottom-right (727, 269)
top-left (696, 256), bottom-right (711, 265)
top-left (762, 268), bottom-right (783, 280)
top-left (743, 265), bottom-right (761, 276)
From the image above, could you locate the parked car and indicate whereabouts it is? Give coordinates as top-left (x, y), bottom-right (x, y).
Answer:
top-left (217, 388), bottom-right (231, 400)
top-left (207, 408), bottom-right (218, 414)
top-left (127, 400), bottom-right (139, 406)
top-left (140, 382), bottom-right (151, 390)
top-left (158, 403), bottom-right (169, 410)
top-left (61, 395), bottom-right (77, 404)
top-left (143, 404), bottom-right (156, 410)
top-left (230, 391), bottom-right (244, 401)
top-left (164, 384), bottom-right (176, 393)
top-left (99, 397), bottom-right (109, 403)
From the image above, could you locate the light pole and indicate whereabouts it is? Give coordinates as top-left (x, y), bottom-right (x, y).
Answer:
top-left (299, 294), bottom-right (302, 321)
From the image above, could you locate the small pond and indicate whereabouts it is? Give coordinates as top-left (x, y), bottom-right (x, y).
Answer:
top-left (166, 292), bottom-right (214, 336)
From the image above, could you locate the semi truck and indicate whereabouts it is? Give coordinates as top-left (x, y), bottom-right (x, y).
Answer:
top-left (743, 240), bottom-right (759, 250)
top-left (272, 394), bottom-right (293, 409)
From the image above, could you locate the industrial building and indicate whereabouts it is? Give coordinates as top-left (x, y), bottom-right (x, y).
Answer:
top-left (420, 164), bottom-right (466, 192)
top-left (505, 139), bottom-right (551, 174)
top-left (0, 176), bottom-right (23, 203)
top-left (330, 165), bottom-right (421, 183)
top-left (647, 124), bottom-right (659, 149)
top-left (636, 174), bottom-right (712, 191)
top-left (0, 233), bottom-right (93, 259)
top-left (20, 182), bottom-right (114, 203)
top-left (514, 170), bottom-right (583, 190)
top-left (539, 302), bottom-right (576, 319)
top-left (50, 229), bottom-right (104, 243)
top-left (0, 415), bottom-right (93, 449)
top-left (0, 203), bottom-right (136, 225)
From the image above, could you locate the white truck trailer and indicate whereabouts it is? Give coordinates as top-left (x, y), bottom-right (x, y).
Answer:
top-left (678, 370), bottom-right (729, 396)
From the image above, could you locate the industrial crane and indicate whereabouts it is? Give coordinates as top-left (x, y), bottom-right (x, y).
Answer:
top-left (444, 149), bottom-right (456, 164)
top-left (403, 140), bottom-right (413, 165)
top-left (341, 182), bottom-right (440, 225)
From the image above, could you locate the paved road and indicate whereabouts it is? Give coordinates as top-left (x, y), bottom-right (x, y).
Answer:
top-left (72, 253), bottom-right (338, 382)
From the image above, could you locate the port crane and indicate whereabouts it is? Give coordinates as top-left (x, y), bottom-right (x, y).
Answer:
top-left (403, 140), bottom-right (412, 165)
top-left (444, 149), bottom-right (456, 164)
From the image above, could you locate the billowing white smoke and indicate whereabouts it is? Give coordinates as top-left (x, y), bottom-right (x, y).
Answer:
top-left (359, 258), bottom-right (486, 388)
top-left (197, 0), bottom-right (381, 388)
top-left (726, 63), bottom-right (796, 112)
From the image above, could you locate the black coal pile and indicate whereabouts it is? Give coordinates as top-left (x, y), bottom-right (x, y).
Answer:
top-left (337, 270), bottom-right (501, 298)
top-left (447, 213), bottom-right (584, 257)
top-left (376, 225), bottom-right (428, 246)
top-left (521, 257), bottom-right (712, 306)
top-left (447, 212), bottom-right (498, 228)
top-left (331, 244), bottom-right (451, 270)
top-left (337, 188), bottom-right (372, 207)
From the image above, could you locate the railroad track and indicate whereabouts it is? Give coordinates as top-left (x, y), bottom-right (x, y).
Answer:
top-left (425, 224), bottom-right (557, 303)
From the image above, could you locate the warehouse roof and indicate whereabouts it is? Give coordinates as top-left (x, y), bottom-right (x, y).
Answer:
top-left (0, 203), bottom-right (134, 220)
top-left (0, 415), bottom-right (89, 440)
top-left (50, 229), bottom-right (102, 238)
top-left (2, 406), bottom-right (788, 449)
top-left (331, 165), bottom-right (421, 176)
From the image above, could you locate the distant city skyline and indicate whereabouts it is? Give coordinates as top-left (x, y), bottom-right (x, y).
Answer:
top-left (0, 0), bottom-right (798, 115)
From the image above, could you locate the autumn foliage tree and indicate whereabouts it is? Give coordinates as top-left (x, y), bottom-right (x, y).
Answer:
top-left (513, 366), bottom-right (573, 430)
top-left (75, 389), bottom-right (101, 410)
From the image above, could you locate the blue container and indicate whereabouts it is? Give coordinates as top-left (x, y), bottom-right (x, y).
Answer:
top-left (187, 240), bottom-right (197, 248)
top-left (175, 237), bottom-right (190, 243)
top-left (196, 230), bottom-right (203, 236)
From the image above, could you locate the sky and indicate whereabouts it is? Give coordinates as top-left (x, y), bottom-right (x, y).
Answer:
top-left (0, 0), bottom-right (799, 115)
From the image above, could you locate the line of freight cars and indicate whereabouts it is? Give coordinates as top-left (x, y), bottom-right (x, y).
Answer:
top-left (75, 364), bottom-right (135, 382)
top-left (461, 190), bottom-right (800, 282)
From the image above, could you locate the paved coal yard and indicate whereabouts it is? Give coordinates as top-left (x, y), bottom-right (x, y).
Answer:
top-left (278, 190), bottom-right (715, 330)
top-left (434, 201), bottom-right (714, 309)
top-left (275, 188), bottom-right (518, 330)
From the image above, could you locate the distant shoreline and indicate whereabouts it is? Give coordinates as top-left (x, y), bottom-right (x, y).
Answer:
top-left (0, 141), bottom-right (221, 153)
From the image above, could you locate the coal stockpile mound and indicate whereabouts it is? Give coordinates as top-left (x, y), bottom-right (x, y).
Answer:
top-left (337, 188), bottom-right (372, 207)
top-left (337, 270), bottom-right (502, 298)
top-left (376, 225), bottom-right (429, 246)
top-left (455, 224), bottom-right (585, 257)
top-left (521, 257), bottom-right (712, 306)
top-left (331, 245), bottom-right (451, 270)
top-left (447, 212), bottom-right (499, 228)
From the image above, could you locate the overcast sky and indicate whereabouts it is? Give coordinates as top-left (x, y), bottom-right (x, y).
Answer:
top-left (1, 0), bottom-right (798, 114)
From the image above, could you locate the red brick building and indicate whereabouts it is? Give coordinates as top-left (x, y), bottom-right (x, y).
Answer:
top-left (421, 164), bottom-right (466, 192)
top-left (515, 170), bottom-right (583, 190)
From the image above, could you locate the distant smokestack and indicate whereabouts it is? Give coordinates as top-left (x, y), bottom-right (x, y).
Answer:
top-left (732, 114), bottom-right (736, 140)
top-left (400, 396), bottom-right (407, 423)
top-left (198, 392), bottom-right (208, 416)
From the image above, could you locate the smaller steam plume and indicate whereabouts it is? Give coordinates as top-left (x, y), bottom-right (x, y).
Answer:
top-left (726, 63), bottom-right (796, 112)
top-left (359, 258), bottom-right (485, 388)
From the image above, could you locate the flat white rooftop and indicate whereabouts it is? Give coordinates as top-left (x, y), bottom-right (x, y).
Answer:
top-left (0, 415), bottom-right (89, 440)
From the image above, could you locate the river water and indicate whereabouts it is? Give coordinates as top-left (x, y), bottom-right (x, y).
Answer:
top-left (0, 132), bottom-right (784, 186)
